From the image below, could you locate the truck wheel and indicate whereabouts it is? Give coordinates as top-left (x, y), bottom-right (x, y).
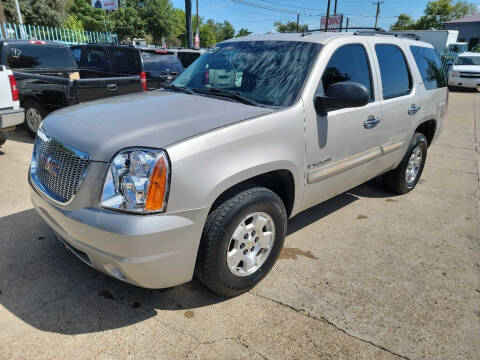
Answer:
top-left (23, 100), bottom-right (46, 137)
top-left (0, 131), bottom-right (6, 146)
top-left (383, 132), bottom-right (427, 194)
top-left (195, 187), bottom-right (287, 297)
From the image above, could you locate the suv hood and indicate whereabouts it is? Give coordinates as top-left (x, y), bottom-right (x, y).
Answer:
top-left (43, 91), bottom-right (274, 162)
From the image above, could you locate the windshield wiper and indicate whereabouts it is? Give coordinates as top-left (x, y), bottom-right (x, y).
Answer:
top-left (193, 88), bottom-right (264, 107)
top-left (165, 85), bottom-right (195, 95)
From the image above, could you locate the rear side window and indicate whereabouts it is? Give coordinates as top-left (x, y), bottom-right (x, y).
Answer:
top-left (110, 49), bottom-right (138, 74)
top-left (71, 46), bottom-right (82, 62)
top-left (83, 47), bottom-right (105, 68)
top-left (141, 52), bottom-right (184, 73)
top-left (410, 46), bottom-right (447, 90)
top-left (6, 44), bottom-right (75, 69)
top-left (375, 44), bottom-right (412, 99)
top-left (322, 44), bottom-right (373, 100)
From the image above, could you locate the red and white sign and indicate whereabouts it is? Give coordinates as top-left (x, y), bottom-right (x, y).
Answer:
top-left (91, 0), bottom-right (118, 10)
top-left (321, 15), bottom-right (343, 32)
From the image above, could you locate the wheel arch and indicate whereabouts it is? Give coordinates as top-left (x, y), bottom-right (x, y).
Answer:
top-left (414, 119), bottom-right (436, 147)
top-left (209, 168), bottom-right (296, 218)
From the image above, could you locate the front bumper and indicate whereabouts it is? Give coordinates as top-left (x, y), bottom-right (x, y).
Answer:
top-left (0, 108), bottom-right (24, 130)
top-left (448, 76), bottom-right (480, 88)
top-left (30, 183), bottom-right (209, 289)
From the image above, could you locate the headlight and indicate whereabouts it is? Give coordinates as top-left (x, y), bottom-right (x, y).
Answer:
top-left (450, 71), bottom-right (460, 77)
top-left (100, 148), bottom-right (170, 214)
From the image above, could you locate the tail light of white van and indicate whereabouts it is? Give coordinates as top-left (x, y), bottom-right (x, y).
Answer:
top-left (8, 74), bottom-right (19, 101)
top-left (140, 71), bottom-right (147, 91)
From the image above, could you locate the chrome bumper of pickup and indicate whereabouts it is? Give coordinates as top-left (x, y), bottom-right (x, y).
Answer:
top-left (0, 108), bottom-right (24, 130)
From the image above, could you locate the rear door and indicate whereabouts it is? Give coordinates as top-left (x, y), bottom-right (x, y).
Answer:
top-left (0, 66), bottom-right (12, 109)
top-left (368, 39), bottom-right (421, 174)
top-left (303, 39), bottom-right (383, 210)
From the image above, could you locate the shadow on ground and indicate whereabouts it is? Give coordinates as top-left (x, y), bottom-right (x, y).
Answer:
top-left (4, 127), bottom-right (34, 144)
top-left (0, 178), bottom-right (389, 335)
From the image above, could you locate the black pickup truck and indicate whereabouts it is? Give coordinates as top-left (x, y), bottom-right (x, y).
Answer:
top-left (0, 40), bottom-right (143, 136)
top-left (71, 44), bottom-right (186, 91)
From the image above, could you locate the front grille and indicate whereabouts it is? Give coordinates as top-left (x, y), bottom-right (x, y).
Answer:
top-left (30, 129), bottom-right (91, 204)
top-left (460, 72), bottom-right (480, 79)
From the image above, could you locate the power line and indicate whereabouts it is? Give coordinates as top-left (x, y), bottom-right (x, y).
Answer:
top-left (230, 0), bottom-right (323, 16)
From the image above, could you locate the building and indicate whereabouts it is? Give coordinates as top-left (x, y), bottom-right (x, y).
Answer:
top-left (444, 13), bottom-right (480, 50)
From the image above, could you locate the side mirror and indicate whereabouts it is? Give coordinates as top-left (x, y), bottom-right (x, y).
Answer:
top-left (314, 81), bottom-right (370, 116)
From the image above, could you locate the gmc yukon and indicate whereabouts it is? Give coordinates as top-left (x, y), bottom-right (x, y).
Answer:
top-left (29, 32), bottom-right (447, 296)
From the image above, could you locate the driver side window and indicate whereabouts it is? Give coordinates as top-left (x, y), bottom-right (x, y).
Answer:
top-left (321, 44), bottom-right (374, 100)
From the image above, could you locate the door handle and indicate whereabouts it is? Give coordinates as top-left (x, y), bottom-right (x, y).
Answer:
top-left (364, 115), bottom-right (381, 129)
top-left (107, 83), bottom-right (117, 91)
top-left (408, 104), bottom-right (421, 115)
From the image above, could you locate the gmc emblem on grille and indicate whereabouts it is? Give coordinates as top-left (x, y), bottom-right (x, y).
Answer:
top-left (39, 155), bottom-right (62, 176)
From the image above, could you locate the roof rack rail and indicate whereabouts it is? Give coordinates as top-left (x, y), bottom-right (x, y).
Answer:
top-left (353, 30), bottom-right (420, 40)
top-left (301, 27), bottom-right (384, 36)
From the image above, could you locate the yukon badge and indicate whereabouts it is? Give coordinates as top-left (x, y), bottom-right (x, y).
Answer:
top-left (40, 154), bottom-right (62, 176)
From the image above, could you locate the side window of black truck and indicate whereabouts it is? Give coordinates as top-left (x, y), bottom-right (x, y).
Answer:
top-left (6, 44), bottom-right (75, 69)
top-left (375, 44), bottom-right (412, 99)
top-left (410, 46), bottom-right (447, 90)
top-left (110, 49), bottom-right (138, 74)
top-left (321, 44), bottom-right (374, 100)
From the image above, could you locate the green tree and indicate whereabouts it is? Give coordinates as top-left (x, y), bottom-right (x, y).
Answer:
top-left (274, 21), bottom-right (308, 33)
top-left (143, 0), bottom-right (175, 44)
top-left (199, 19), bottom-right (217, 47)
top-left (112, 0), bottom-right (145, 41)
top-left (64, 14), bottom-right (84, 30)
top-left (69, 0), bottom-right (112, 32)
top-left (4, 0), bottom-right (68, 27)
top-left (219, 20), bottom-right (234, 41)
top-left (390, 13), bottom-right (415, 30)
top-left (170, 8), bottom-right (187, 46)
top-left (236, 28), bottom-right (252, 37)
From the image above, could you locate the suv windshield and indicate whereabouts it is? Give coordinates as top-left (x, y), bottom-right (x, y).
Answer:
top-left (141, 51), bottom-right (184, 73)
top-left (455, 56), bottom-right (480, 66)
top-left (172, 41), bottom-right (322, 107)
top-left (6, 44), bottom-right (76, 69)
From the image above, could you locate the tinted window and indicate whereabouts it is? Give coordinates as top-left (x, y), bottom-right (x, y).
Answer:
top-left (173, 41), bottom-right (321, 107)
top-left (110, 49), bottom-right (138, 74)
top-left (375, 44), bottom-right (411, 99)
top-left (410, 46), bottom-right (446, 90)
top-left (177, 52), bottom-right (201, 68)
top-left (141, 52), bottom-right (184, 73)
top-left (6, 44), bottom-right (75, 69)
top-left (71, 47), bottom-right (82, 62)
top-left (322, 44), bottom-right (373, 100)
top-left (455, 56), bottom-right (480, 66)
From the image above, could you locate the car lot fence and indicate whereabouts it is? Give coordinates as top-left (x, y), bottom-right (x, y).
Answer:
top-left (0, 22), bottom-right (118, 45)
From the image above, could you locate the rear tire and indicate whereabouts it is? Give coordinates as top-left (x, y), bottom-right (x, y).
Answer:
top-left (23, 100), bottom-right (46, 138)
top-left (0, 131), bottom-right (6, 146)
top-left (383, 132), bottom-right (427, 194)
top-left (195, 187), bottom-right (287, 297)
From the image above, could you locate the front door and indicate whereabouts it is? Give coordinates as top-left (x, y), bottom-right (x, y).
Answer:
top-left (302, 40), bottom-right (383, 210)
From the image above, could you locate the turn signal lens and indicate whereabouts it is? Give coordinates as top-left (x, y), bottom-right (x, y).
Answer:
top-left (145, 156), bottom-right (168, 211)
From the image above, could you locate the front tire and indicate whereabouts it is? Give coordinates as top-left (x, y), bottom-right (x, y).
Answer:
top-left (23, 100), bottom-right (46, 138)
top-left (383, 132), bottom-right (427, 194)
top-left (195, 187), bottom-right (287, 297)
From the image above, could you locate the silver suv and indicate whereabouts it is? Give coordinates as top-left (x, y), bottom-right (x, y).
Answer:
top-left (29, 32), bottom-right (448, 296)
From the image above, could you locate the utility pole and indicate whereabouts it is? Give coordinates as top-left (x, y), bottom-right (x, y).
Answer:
top-left (325, 0), bottom-right (331, 31)
top-left (345, 17), bottom-right (349, 31)
top-left (333, 0), bottom-right (337, 15)
top-left (373, 1), bottom-right (384, 29)
top-left (196, 0), bottom-right (199, 31)
top-left (296, 13), bottom-right (299, 32)
top-left (185, 0), bottom-right (192, 48)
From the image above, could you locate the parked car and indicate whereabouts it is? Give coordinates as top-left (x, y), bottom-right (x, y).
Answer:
top-left (448, 52), bottom-right (480, 90)
top-left (71, 44), bottom-right (185, 91)
top-left (0, 65), bottom-right (24, 146)
top-left (0, 40), bottom-right (143, 136)
top-left (29, 32), bottom-right (447, 296)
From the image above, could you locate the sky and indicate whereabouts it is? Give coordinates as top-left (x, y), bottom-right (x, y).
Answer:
top-left (171, 0), bottom-right (480, 34)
